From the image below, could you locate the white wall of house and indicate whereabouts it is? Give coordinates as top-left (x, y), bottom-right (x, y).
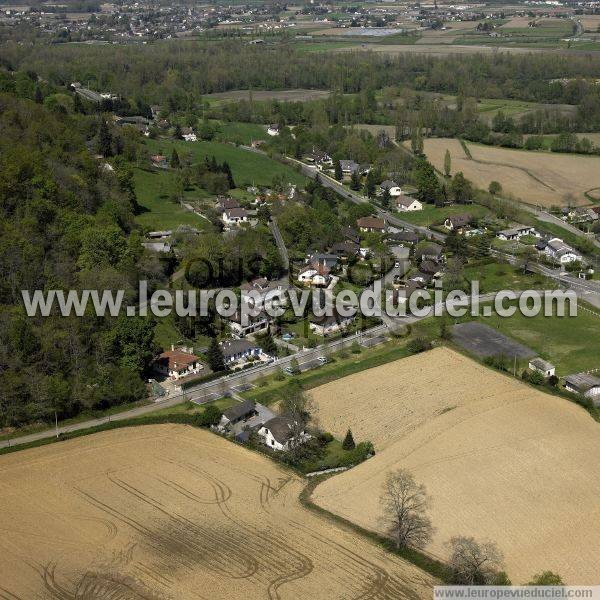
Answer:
top-left (397, 199), bottom-right (423, 212)
top-left (258, 427), bottom-right (288, 451)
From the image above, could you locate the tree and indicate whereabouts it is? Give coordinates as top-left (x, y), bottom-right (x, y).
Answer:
top-left (342, 429), bottom-right (356, 450)
top-left (207, 337), bottom-right (225, 372)
top-left (447, 537), bottom-right (504, 584)
top-left (363, 170), bottom-right (377, 198)
top-left (444, 149), bottom-right (451, 177)
top-left (527, 571), bottom-right (564, 585)
top-left (96, 119), bottom-right (113, 157)
top-left (259, 329), bottom-right (277, 355)
top-left (34, 86), bottom-right (43, 104)
top-left (381, 186), bottom-right (391, 209)
top-left (222, 161), bottom-right (235, 188)
top-left (197, 404), bottom-right (222, 426)
top-left (414, 159), bottom-right (442, 204)
top-left (350, 170), bottom-right (362, 191)
top-left (380, 469), bottom-right (433, 549)
top-left (170, 148), bottom-right (181, 169)
top-left (334, 160), bottom-right (343, 181)
top-left (488, 181), bottom-right (502, 195)
top-left (289, 357), bottom-right (300, 375)
top-left (449, 172), bottom-right (473, 204)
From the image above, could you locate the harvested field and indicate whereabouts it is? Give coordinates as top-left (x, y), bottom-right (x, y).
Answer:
top-left (0, 424), bottom-right (435, 599)
top-left (204, 89), bottom-right (331, 102)
top-left (418, 137), bottom-right (600, 206)
top-left (336, 44), bottom-right (551, 56)
top-left (312, 348), bottom-right (600, 584)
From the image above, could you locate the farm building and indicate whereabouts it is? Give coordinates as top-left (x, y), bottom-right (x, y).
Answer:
top-left (544, 238), bottom-right (582, 264)
top-left (528, 358), bottom-right (556, 378)
top-left (220, 400), bottom-right (258, 429)
top-left (564, 373), bottom-right (600, 403)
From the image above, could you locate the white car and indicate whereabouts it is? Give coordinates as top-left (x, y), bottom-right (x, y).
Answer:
top-left (317, 356), bottom-right (328, 364)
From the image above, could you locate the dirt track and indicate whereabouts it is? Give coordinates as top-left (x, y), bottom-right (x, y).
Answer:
top-left (311, 348), bottom-right (600, 583)
top-left (0, 425), bottom-right (435, 599)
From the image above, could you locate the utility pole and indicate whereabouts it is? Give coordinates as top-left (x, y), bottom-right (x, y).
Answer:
top-left (55, 409), bottom-right (59, 438)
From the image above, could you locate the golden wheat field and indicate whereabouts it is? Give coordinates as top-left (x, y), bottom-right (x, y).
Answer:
top-left (418, 138), bottom-right (600, 206)
top-left (0, 424), bottom-right (435, 600)
top-left (311, 348), bottom-right (600, 584)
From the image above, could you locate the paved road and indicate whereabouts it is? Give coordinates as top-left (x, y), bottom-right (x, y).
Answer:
top-left (287, 157), bottom-right (446, 243)
top-left (269, 217), bottom-right (289, 271)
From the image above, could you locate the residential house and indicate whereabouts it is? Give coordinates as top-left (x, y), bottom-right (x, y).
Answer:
top-left (147, 230), bottom-right (172, 240)
top-left (379, 180), bottom-right (403, 197)
top-left (309, 309), bottom-right (355, 336)
top-left (308, 150), bottom-right (333, 170)
top-left (444, 214), bottom-right (472, 232)
top-left (228, 310), bottom-right (271, 338)
top-left (342, 226), bottom-right (360, 245)
top-left (415, 243), bottom-right (443, 262)
top-left (258, 416), bottom-right (307, 451)
top-left (220, 400), bottom-right (258, 430)
top-left (153, 347), bottom-right (203, 380)
top-left (142, 241), bottom-right (172, 253)
top-left (217, 197), bottom-right (240, 212)
top-left (544, 238), bottom-right (582, 264)
top-left (388, 231), bottom-right (419, 245)
top-left (220, 339), bottom-right (263, 365)
top-left (357, 216), bottom-right (386, 233)
top-left (564, 373), bottom-right (600, 404)
top-left (181, 127), bottom-right (197, 142)
top-left (330, 241), bottom-right (359, 259)
top-left (408, 271), bottom-right (433, 287)
top-left (340, 160), bottom-right (359, 176)
top-left (267, 124), bottom-right (280, 136)
top-left (496, 225), bottom-right (537, 241)
top-left (572, 207), bottom-right (598, 223)
top-left (298, 264), bottom-right (330, 287)
top-left (395, 195), bottom-right (423, 212)
top-left (223, 207), bottom-right (249, 226)
top-left (306, 252), bottom-right (339, 271)
top-left (419, 260), bottom-right (443, 277)
top-left (151, 154), bottom-right (169, 169)
top-left (240, 278), bottom-right (287, 310)
top-left (528, 358), bottom-right (556, 378)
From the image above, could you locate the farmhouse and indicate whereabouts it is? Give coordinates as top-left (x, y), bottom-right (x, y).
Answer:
top-left (258, 416), bottom-right (307, 451)
top-left (497, 225), bottom-right (537, 241)
top-left (529, 358), bottom-right (556, 378)
top-left (379, 180), bottom-right (402, 197)
top-left (395, 195), bottom-right (423, 212)
top-left (222, 207), bottom-right (249, 225)
top-left (153, 347), bottom-right (204, 380)
top-left (544, 238), bottom-right (582, 264)
top-left (564, 373), bottom-right (600, 403)
top-left (220, 339), bottom-right (263, 365)
top-left (444, 214), bottom-right (472, 232)
top-left (357, 216), bottom-right (386, 233)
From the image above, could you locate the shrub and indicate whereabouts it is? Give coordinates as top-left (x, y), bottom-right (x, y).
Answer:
top-left (342, 429), bottom-right (356, 450)
top-left (407, 337), bottom-right (431, 354)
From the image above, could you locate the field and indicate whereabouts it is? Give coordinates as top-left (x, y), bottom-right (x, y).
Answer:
top-left (311, 348), bottom-right (600, 583)
top-left (418, 137), bottom-right (600, 206)
top-left (203, 89), bottom-right (331, 103)
top-left (392, 203), bottom-right (491, 227)
top-left (0, 424), bottom-right (436, 598)
top-left (144, 138), bottom-right (307, 188)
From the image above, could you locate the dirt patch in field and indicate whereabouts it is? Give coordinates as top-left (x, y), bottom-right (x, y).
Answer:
top-left (312, 347), bottom-right (600, 584)
top-left (0, 425), bottom-right (436, 599)
top-left (418, 137), bottom-right (599, 206)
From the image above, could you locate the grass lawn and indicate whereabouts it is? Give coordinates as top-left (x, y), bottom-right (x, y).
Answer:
top-left (463, 301), bottom-right (600, 376)
top-left (463, 261), bottom-right (553, 293)
top-left (133, 168), bottom-right (212, 231)
top-left (149, 398), bottom-right (238, 418)
top-left (143, 138), bottom-right (307, 188)
top-left (212, 121), bottom-right (269, 145)
top-left (396, 203), bottom-right (491, 226)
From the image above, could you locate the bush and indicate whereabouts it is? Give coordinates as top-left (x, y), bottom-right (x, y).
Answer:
top-left (342, 429), bottom-right (356, 450)
top-left (528, 371), bottom-right (545, 386)
top-left (407, 337), bottom-right (431, 354)
top-left (317, 432), bottom-right (334, 446)
top-left (195, 404), bottom-right (222, 427)
top-left (548, 374), bottom-right (559, 387)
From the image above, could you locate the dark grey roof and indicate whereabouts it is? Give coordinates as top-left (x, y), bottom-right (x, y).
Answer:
top-left (565, 373), bottom-right (600, 393)
top-left (415, 243), bottom-right (443, 259)
top-left (263, 416), bottom-right (297, 444)
top-left (220, 339), bottom-right (260, 358)
top-left (222, 400), bottom-right (256, 422)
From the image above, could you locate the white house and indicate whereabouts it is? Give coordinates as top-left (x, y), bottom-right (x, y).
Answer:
top-left (528, 358), bottom-right (556, 378)
top-left (220, 339), bottom-right (263, 366)
top-left (544, 238), bottom-right (582, 264)
top-left (267, 124), bottom-right (280, 136)
top-left (258, 416), bottom-right (307, 451)
top-left (222, 207), bottom-right (249, 225)
top-left (380, 180), bottom-right (403, 197)
top-left (298, 265), bottom-right (329, 287)
top-left (181, 127), bottom-right (197, 142)
top-left (340, 160), bottom-right (359, 175)
top-left (153, 347), bottom-right (203, 380)
top-left (496, 225), bottom-right (537, 241)
top-left (395, 195), bottom-right (423, 212)
top-left (564, 373), bottom-right (600, 404)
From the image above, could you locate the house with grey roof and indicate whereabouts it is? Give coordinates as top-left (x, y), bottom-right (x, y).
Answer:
top-left (528, 358), bottom-right (556, 378)
top-left (258, 416), bottom-right (308, 451)
top-left (220, 339), bottom-right (263, 365)
top-left (564, 373), bottom-right (600, 404)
